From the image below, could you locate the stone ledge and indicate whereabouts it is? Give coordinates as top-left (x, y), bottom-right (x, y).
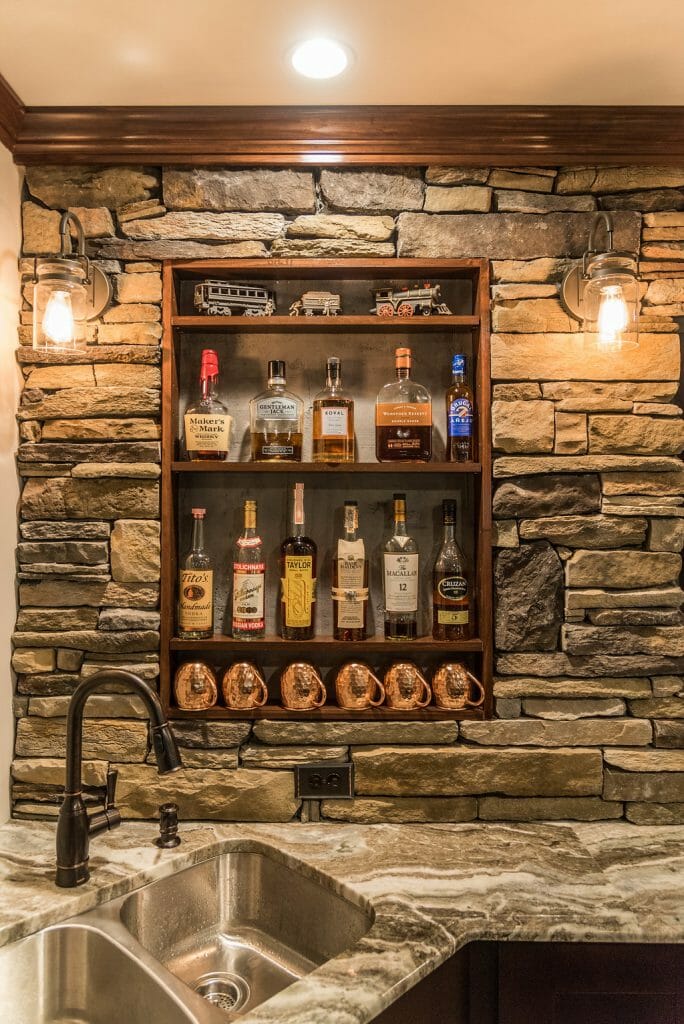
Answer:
top-left (494, 455), bottom-right (683, 478)
top-left (321, 797), bottom-right (477, 823)
top-left (477, 796), bottom-right (622, 821)
top-left (460, 719), bottom-right (652, 747)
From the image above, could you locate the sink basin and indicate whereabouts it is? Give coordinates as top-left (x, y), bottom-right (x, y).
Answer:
top-left (119, 849), bottom-right (373, 1017)
top-left (0, 923), bottom-right (195, 1024)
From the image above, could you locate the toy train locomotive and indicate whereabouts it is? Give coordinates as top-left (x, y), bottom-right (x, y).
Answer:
top-left (194, 280), bottom-right (276, 316)
top-left (371, 284), bottom-right (452, 317)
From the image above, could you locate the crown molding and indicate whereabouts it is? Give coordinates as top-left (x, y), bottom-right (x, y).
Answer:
top-left (0, 72), bottom-right (24, 152)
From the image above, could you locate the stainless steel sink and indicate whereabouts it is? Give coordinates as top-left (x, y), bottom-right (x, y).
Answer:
top-left (0, 923), bottom-right (196, 1024)
top-left (119, 850), bottom-right (373, 1017)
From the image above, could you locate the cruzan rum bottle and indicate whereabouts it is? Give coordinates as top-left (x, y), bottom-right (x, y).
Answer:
top-left (383, 493), bottom-right (419, 640)
top-left (183, 349), bottom-right (231, 460)
top-left (432, 498), bottom-right (471, 641)
top-left (231, 499), bottom-right (265, 640)
top-left (178, 508), bottom-right (213, 639)
top-left (312, 357), bottom-right (355, 463)
top-left (280, 483), bottom-right (317, 640)
top-left (375, 347), bottom-right (432, 462)
top-left (332, 500), bottom-right (368, 641)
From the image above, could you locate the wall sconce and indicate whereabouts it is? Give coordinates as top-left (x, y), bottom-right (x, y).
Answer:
top-left (560, 211), bottom-right (639, 353)
top-left (32, 211), bottom-right (112, 352)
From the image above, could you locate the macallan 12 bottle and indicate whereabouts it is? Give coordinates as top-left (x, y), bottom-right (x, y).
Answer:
top-left (232, 499), bottom-right (265, 640)
top-left (178, 508), bottom-right (213, 639)
top-left (446, 354), bottom-right (475, 463)
top-left (383, 493), bottom-right (419, 640)
top-left (250, 360), bottom-right (304, 462)
top-left (332, 500), bottom-right (368, 641)
top-left (432, 499), bottom-right (471, 641)
top-left (312, 357), bottom-right (355, 463)
top-left (280, 483), bottom-right (317, 640)
top-left (183, 349), bottom-right (231, 460)
top-left (375, 347), bottom-right (432, 462)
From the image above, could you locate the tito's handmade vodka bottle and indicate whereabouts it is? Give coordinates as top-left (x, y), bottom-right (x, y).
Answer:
top-left (178, 508), bottom-right (213, 639)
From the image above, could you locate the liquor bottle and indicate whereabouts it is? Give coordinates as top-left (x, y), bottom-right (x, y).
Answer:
top-left (178, 508), bottom-right (213, 639)
top-left (446, 354), bottom-right (475, 463)
top-left (312, 357), bottom-right (355, 463)
top-left (231, 499), bottom-right (265, 640)
top-left (432, 499), bottom-right (471, 641)
top-left (250, 360), bottom-right (303, 462)
top-left (375, 347), bottom-right (432, 462)
top-left (383, 493), bottom-right (419, 640)
top-left (183, 349), bottom-right (231, 461)
top-left (332, 501), bottom-right (368, 641)
top-left (280, 483), bottom-right (317, 640)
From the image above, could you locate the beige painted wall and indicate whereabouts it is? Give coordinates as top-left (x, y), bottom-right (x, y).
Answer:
top-left (0, 145), bottom-right (21, 821)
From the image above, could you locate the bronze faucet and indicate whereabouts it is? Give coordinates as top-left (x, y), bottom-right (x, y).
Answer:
top-left (55, 669), bottom-right (182, 888)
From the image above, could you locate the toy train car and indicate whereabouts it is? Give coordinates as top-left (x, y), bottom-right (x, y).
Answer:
top-left (371, 283), bottom-right (452, 317)
top-left (289, 291), bottom-right (342, 317)
top-left (194, 280), bottom-right (276, 316)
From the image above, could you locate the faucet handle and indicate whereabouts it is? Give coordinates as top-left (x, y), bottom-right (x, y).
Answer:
top-left (105, 768), bottom-right (118, 810)
top-left (155, 802), bottom-right (181, 848)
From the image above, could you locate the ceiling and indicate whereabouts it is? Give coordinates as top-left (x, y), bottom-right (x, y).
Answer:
top-left (0, 0), bottom-right (683, 107)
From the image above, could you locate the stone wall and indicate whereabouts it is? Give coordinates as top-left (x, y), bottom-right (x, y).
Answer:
top-left (11, 164), bottom-right (684, 825)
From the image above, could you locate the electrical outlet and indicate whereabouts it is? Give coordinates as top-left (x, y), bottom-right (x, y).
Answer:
top-left (295, 762), bottom-right (354, 800)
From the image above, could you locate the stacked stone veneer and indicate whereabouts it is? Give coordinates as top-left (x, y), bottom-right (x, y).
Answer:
top-left (10, 164), bottom-right (684, 825)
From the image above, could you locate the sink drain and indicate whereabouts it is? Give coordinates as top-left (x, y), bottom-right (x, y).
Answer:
top-left (194, 972), bottom-right (250, 1014)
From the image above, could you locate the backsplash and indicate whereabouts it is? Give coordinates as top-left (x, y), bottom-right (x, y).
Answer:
top-left (11, 164), bottom-right (684, 825)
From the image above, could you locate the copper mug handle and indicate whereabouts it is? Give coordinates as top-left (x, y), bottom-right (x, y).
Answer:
top-left (464, 670), bottom-right (485, 707)
top-left (417, 675), bottom-right (432, 708)
top-left (312, 677), bottom-right (327, 708)
top-left (254, 676), bottom-right (268, 707)
top-left (368, 672), bottom-right (386, 707)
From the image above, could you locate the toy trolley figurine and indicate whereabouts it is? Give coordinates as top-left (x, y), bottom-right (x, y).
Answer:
top-left (371, 283), bottom-right (452, 317)
top-left (194, 280), bottom-right (276, 316)
top-left (289, 291), bottom-right (342, 317)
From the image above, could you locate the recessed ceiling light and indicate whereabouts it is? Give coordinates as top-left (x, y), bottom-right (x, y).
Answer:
top-left (291, 38), bottom-right (350, 79)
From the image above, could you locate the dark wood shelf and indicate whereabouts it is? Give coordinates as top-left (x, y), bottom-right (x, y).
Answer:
top-left (170, 634), bottom-right (484, 653)
top-left (169, 705), bottom-right (485, 721)
top-left (172, 460), bottom-right (482, 475)
top-left (172, 314), bottom-right (479, 332)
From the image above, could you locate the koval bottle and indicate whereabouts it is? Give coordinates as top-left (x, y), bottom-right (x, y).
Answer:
top-left (183, 348), bottom-right (231, 461)
top-left (432, 499), bottom-right (471, 641)
top-left (250, 360), bottom-right (304, 462)
top-left (280, 482), bottom-right (317, 640)
top-left (231, 499), bottom-right (266, 640)
top-left (446, 354), bottom-right (475, 463)
top-left (312, 356), bottom-right (355, 463)
top-left (178, 508), bottom-right (213, 640)
top-left (383, 493), bottom-right (419, 641)
top-left (375, 347), bottom-right (432, 462)
top-left (332, 500), bottom-right (369, 641)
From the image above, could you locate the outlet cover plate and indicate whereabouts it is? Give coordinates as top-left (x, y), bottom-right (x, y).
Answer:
top-left (295, 762), bottom-right (354, 800)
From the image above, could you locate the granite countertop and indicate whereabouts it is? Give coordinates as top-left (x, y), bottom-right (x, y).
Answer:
top-left (0, 819), bottom-right (682, 1023)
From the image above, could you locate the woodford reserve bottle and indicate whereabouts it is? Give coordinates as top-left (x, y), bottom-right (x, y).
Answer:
top-left (446, 354), bottom-right (475, 463)
top-left (312, 357), bottom-right (355, 463)
top-left (375, 347), bottom-right (432, 462)
top-left (250, 360), bottom-right (304, 462)
top-left (432, 499), bottom-right (471, 641)
top-left (183, 349), bottom-right (231, 460)
top-left (332, 500), bottom-right (368, 641)
top-left (231, 499), bottom-right (265, 640)
top-left (280, 483), bottom-right (317, 640)
top-left (383, 493), bottom-right (419, 640)
top-left (178, 508), bottom-right (213, 640)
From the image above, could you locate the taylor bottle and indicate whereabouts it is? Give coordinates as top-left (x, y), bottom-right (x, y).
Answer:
top-left (332, 500), bottom-right (368, 641)
top-left (280, 482), bottom-right (317, 640)
top-left (446, 354), bottom-right (475, 462)
top-left (250, 360), bottom-right (304, 462)
top-left (383, 493), bottom-right (419, 640)
top-left (432, 499), bottom-right (471, 641)
top-left (178, 508), bottom-right (213, 639)
top-left (312, 356), bottom-right (355, 463)
top-left (231, 499), bottom-right (265, 640)
top-left (183, 349), bottom-right (231, 460)
top-left (375, 347), bottom-right (432, 462)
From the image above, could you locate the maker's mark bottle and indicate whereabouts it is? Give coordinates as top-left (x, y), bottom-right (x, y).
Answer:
top-left (183, 349), bottom-right (231, 461)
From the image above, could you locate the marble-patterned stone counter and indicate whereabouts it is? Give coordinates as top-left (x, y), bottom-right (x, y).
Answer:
top-left (0, 820), bottom-right (681, 1023)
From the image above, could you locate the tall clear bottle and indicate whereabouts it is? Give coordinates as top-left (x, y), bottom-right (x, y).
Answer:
top-left (280, 483), bottom-right (317, 640)
top-left (432, 499), bottom-right (471, 641)
top-left (332, 500), bottom-right (368, 641)
top-left (183, 349), bottom-right (231, 461)
top-left (375, 347), bottom-right (432, 462)
top-left (312, 357), bottom-right (355, 463)
top-left (250, 360), bottom-right (304, 462)
top-left (232, 499), bottom-right (266, 640)
top-left (383, 493), bottom-right (419, 640)
top-left (446, 354), bottom-right (475, 463)
top-left (178, 508), bottom-right (213, 639)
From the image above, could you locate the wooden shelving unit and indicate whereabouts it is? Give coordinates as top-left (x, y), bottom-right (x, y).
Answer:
top-left (161, 258), bottom-right (492, 721)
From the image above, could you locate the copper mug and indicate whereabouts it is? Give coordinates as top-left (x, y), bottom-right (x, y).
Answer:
top-left (280, 662), bottom-right (327, 710)
top-left (432, 663), bottom-right (485, 710)
top-left (335, 661), bottom-right (386, 710)
top-left (383, 662), bottom-right (432, 710)
top-left (173, 661), bottom-right (218, 711)
top-left (221, 662), bottom-right (268, 710)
